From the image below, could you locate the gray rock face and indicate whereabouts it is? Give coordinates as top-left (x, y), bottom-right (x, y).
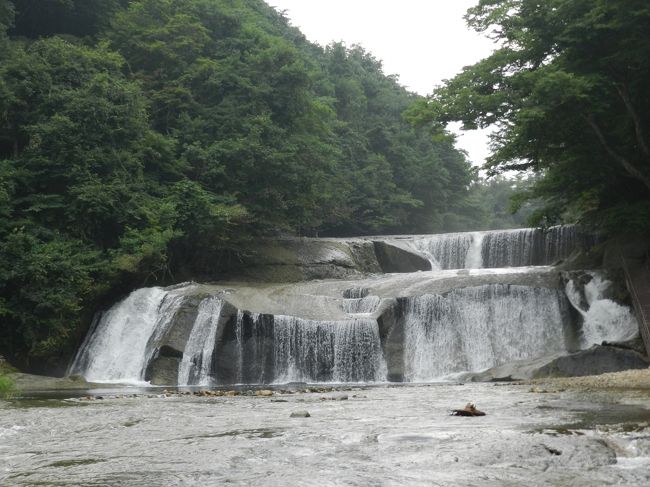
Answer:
top-left (463, 345), bottom-right (649, 382)
top-left (372, 241), bottom-right (431, 273)
top-left (146, 356), bottom-right (181, 386)
top-left (157, 294), bottom-right (206, 354)
top-left (228, 238), bottom-right (382, 282)
top-left (376, 299), bottom-right (404, 382)
top-left (532, 345), bottom-right (650, 379)
top-left (290, 410), bottom-right (311, 418)
top-left (209, 237), bottom-right (436, 282)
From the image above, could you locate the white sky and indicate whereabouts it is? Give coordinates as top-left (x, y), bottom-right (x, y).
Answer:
top-left (269, 0), bottom-right (496, 167)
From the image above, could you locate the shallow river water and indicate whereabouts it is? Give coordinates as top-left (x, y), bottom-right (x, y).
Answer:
top-left (2, 383), bottom-right (650, 486)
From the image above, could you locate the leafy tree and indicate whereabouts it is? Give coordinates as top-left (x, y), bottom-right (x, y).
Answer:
top-left (9, 0), bottom-right (124, 39)
top-left (413, 0), bottom-right (650, 233)
top-left (0, 0), bottom-right (477, 370)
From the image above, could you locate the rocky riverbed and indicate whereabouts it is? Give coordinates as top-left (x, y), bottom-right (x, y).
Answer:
top-left (527, 367), bottom-right (650, 392)
top-left (2, 382), bottom-right (650, 486)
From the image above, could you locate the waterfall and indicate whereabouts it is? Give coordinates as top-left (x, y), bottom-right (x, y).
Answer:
top-left (408, 226), bottom-right (587, 270)
top-left (342, 287), bottom-right (370, 299)
top-left (71, 225), bottom-right (623, 386)
top-left (565, 272), bottom-right (639, 347)
top-left (69, 286), bottom-right (188, 383)
top-left (273, 316), bottom-right (387, 383)
top-left (224, 312), bottom-right (387, 384)
top-left (402, 284), bottom-right (570, 381)
top-left (465, 232), bottom-right (484, 269)
top-left (232, 310), bottom-right (269, 384)
top-left (410, 232), bottom-right (473, 270)
top-left (340, 295), bottom-right (381, 316)
top-left (177, 297), bottom-right (224, 386)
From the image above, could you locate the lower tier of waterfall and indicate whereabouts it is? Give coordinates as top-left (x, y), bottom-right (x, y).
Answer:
top-left (221, 313), bottom-right (387, 384)
top-left (401, 285), bottom-right (570, 381)
top-left (67, 267), bottom-right (638, 386)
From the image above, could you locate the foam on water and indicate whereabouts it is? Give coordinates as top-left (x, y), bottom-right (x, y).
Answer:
top-left (565, 272), bottom-right (639, 347)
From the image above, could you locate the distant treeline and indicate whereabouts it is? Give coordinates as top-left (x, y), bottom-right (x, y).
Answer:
top-left (1, 0), bottom-right (523, 370)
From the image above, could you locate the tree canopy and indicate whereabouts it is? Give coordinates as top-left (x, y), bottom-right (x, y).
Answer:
top-left (0, 0), bottom-right (482, 370)
top-left (410, 0), bottom-right (650, 233)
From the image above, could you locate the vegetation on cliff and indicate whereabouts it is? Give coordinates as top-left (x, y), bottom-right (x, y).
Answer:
top-left (0, 0), bottom-right (487, 370)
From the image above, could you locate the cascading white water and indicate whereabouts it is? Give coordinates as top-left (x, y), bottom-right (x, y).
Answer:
top-left (177, 297), bottom-right (224, 386)
top-left (273, 315), bottom-right (387, 383)
top-left (481, 228), bottom-right (538, 268)
top-left (411, 232), bottom-right (473, 270)
top-left (70, 225), bottom-right (634, 386)
top-left (465, 232), bottom-right (484, 269)
top-left (69, 286), bottom-right (188, 383)
top-left (402, 284), bottom-right (569, 381)
top-left (340, 295), bottom-right (381, 316)
top-left (408, 226), bottom-right (585, 270)
top-left (565, 272), bottom-right (639, 347)
top-left (342, 287), bottom-right (370, 299)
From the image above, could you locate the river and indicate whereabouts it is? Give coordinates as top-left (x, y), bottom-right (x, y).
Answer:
top-left (2, 383), bottom-right (650, 486)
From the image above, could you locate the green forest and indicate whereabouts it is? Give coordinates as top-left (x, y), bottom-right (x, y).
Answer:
top-left (409, 0), bottom-right (650, 233)
top-left (1, 0), bottom-right (648, 372)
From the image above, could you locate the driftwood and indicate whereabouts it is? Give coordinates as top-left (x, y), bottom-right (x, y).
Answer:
top-left (451, 403), bottom-right (486, 417)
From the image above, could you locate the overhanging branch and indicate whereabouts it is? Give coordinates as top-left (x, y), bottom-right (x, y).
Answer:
top-left (584, 114), bottom-right (650, 191)
top-left (615, 83), bottom-right (650, 160)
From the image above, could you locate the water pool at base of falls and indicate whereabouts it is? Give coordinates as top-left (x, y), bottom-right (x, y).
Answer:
top-left (2, 383), bottom-right (650, 486)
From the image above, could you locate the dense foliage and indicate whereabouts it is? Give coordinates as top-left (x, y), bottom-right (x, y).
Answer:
top-left (410, 0), bottom-right (650, 233)
top-left (0, 0), bottom-right (482, 370)
top-left (0, 355), bottom-right (16, 397)
top-left (0, 374), bottom-right (14, 398)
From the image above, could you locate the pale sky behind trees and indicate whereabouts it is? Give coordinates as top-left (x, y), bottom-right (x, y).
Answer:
top-left (269, 0), bottom-right (495, 167)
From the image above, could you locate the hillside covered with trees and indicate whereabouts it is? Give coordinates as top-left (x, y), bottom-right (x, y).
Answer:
top-left (0, 0), bottom-right (490, 371)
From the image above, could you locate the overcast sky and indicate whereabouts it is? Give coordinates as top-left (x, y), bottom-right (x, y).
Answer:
top-left (268, 0), bottom-right (496, 167)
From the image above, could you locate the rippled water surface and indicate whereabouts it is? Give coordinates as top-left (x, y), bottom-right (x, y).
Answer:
top-left (2, 383), bottom-right (650, 486)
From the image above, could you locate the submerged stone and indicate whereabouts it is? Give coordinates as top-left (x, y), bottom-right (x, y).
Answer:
top-left (290, 410), bottom-right (311, 418)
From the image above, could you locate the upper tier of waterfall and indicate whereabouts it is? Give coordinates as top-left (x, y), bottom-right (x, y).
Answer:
top-left (394, 225), bottom-right (593, 270)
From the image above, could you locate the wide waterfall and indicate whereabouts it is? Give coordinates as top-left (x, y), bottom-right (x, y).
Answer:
top-left (408, 225), bottom-right (590, 270)
top-left (402, 284), bottom-right (570, 381)
top-left (69, 225), bottom-right (639, 386)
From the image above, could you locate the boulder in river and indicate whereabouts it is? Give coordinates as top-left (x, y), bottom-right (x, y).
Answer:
top-left (290, 410), bottom-right (311, 418)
